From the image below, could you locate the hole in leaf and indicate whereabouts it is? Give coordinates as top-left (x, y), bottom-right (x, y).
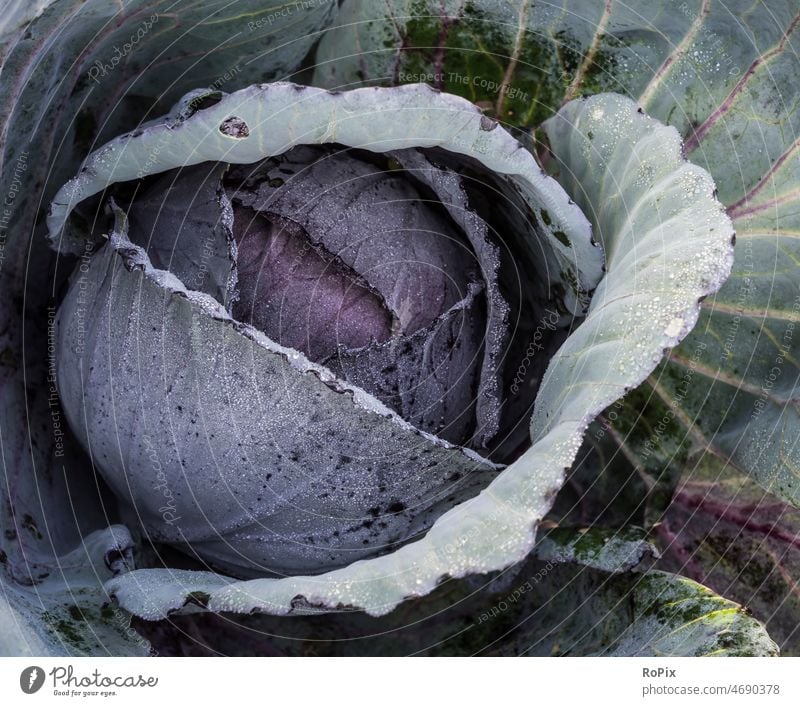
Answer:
top-left (219, 116), bottom-right (250, 138)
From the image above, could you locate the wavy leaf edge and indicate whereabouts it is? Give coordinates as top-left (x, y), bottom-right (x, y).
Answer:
top-left (100, 92), bottom-right (734, 620)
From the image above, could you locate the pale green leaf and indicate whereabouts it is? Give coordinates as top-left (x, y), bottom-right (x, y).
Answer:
top-left (1, 528), bottom-right (150, 656)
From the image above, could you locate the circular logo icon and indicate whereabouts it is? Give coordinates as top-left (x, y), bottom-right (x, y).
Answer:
top-left (20, 666), bottom-right (45, 695)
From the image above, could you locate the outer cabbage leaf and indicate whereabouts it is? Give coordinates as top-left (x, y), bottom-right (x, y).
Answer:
top-left (656, 457), bottom-right (800, 656)
top-left (534, 526), bottom-right (658, 574)
top-left (0, 527), bottom-right (149, 656)
top-left (99, 92), bottom-right (733, 618)
top-left (127, 537), bottom-right (776, 656)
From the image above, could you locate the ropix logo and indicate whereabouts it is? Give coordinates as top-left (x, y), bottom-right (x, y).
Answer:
top-left (20, 666), bottom-right (45, 694)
